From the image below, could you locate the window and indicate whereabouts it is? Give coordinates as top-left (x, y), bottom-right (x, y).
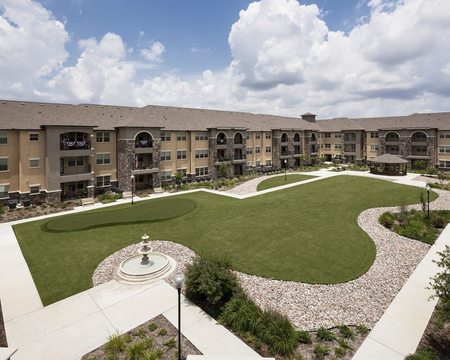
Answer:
top-left (325, 144), bottom-right (331, 149)
top-left (335, 133), bottom-right (342, 138)
top-left (176, 168), bottom-right (187, 178)
top-left (195, 132), bottom-right (208, 141)
top-left (370, 145), bottom-right (379, 151)
top-left (195, 167), bottom-right (209, 177)
top-left (177, 132), bottom-right (187, 141)
top-left (255, 133), bottom-right (261, 139)
top-left (161, 170), bottom-right (172, 181)
top-left (266, 160), bottom-right (272, 166)
top-left (324, 133), bottom-right (331, 138)
top-left (335, 144), bottom-right (342, 149)
top-left (0, 158), bottom-right (8, 171)
top-left (255, 147), bottom-right (261, 154)
top-left (29, 133), bottom-right (39, 141)
top-left (67, 157), bottom-right (84, 167)
top-left (161, 132), bottom-right (171, 141)
top-left (265, 132), bottom-right (272, 139)
top-left (161, 151), bottom-right (171, 161)
top-left (177, 150), bottom-right (187, 159)
top-left (96, 175), bottom-right (111, 187)
top-left (246, 147), bottom-right (253, 155)
top-left (439, 161), bottom-right (450, 168)
top-left (96, 153), bottom-right (111, 165)
top-left (30, 185), bottom-right (40, 194)
top-left (29, 158), bottom-right (40, 168)
top-left (439, 133), bottom-right (450, 139)
top-left (195, 149), bottom-right (208, 159)
top-left (320, 144), bottom-right (324, 148)
top-left (246, 133), bottom-right (250, 139)
top-left (0, 184), bottom-right (9, 198)
top-left (265, 146), bottom-right (271, 153)
top-left (96, 131), bottom-right (110, 142)
top-left (370, 132), bottom-right (379, 138)
top-left (256, 161), bottom-right (261, 167)
top-left (0, 131), bottom-right (7, 145)
top-left (439, 146), bottom-right (450, 153)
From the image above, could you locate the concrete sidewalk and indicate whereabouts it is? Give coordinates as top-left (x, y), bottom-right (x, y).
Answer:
top-left (4, 278), bottom-right (262, 360)
top-left (353, 224), bottom-right (450, 359)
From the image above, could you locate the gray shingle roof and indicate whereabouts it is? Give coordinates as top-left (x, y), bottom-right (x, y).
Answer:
top-left (369, 153), bottom-right (409, 164)
top-left (1, 99), bottom-right (450, 132)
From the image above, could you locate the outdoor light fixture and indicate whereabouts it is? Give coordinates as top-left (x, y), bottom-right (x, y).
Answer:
top-left (174, 272), bottom-right (185, 360)
top-left (284, 159), bottom-right (287, 181)
top-left (426, 183), bottom-right (431, 219)
top-left (131, 174), bottom-right (135, 205)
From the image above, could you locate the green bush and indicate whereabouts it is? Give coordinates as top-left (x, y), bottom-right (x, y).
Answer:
top-left (257, 309), bottom-right (299, 356)
top-left (431, 214), bottom-right (447, 228)
top-left (106, 333), bottom-right (126, 355)
top-left (379, 212), bottom-right (396, 229)
top-left (338, 325), bottom-right (354, 339)
top-left (97, 193), bottom-right (120, 203)
top-left (219, 292), bottom-right (262, 334)
top-left (126, 340), bottom-right (147, 360)
top-left (185, 257), bottom-right (239, 308)
top-left (334, 346), bottom-right (347, 358)
top-left (297, 330), bottom-right (312, 344)
top-left (314, 343), bottom-right (330, 360)
top-left (316, 327), bottom-right (336, 342)
top-left (356, 324), bottom-right (369, 335)
top-left (405, 348), bottom-right (439, 360)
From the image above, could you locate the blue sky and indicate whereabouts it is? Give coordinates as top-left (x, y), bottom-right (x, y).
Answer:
top-left (44, 0), bottom-right (369, 74)
top-left (1, 0), bottom-right (450, 118)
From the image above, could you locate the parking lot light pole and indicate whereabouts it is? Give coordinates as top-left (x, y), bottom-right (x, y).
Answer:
top-left (426, 184), bottom-right (431, 219)
top-left (174, 272), bottom-right (185, 360)
top-left (131, 174), bottom-right (135, 205)
top-left (284, 159), bottom-right (287, 181)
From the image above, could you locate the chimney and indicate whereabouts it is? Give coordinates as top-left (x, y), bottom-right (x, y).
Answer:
top-left (301, 112), bottom-right (317, 123)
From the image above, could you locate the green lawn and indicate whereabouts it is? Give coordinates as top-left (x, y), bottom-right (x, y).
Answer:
top-left (256, 174), bottom-right (316, 191)
top-left (13, 176), bottom-right (436, 305)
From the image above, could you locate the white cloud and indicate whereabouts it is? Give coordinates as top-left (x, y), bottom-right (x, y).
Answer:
top-left (1, 0), bottom-right (450, 119)
top-left (0, 0), bottom-right (69, 98)
top-left (140, 41), bottom-right (165, 62)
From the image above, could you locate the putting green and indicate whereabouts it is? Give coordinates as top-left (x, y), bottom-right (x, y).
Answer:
top-left (43, 197), bottom-right (196, 232)
top-left (257, 174), bottom-right (316, 191)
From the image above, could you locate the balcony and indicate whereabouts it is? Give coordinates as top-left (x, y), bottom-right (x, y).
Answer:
top-left (60, 165), bottom-right (92, 183)
top-left (132, 166), bottom-right (159, 175)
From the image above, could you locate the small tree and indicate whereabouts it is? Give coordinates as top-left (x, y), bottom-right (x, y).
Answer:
top-left (429, 245), bottom-right (450, 305)
top-left (420, 192), bottom-right (427, 213)
top-left (438, 171), bottom-right (448, 189)
top-left (414, 160), bottom-right (427, 170)
top-left (218, 162), bottom-right (228, 178)
top-left (175, 172), bottom-right (183, 186)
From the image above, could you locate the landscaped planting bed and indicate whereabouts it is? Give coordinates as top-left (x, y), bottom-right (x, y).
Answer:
top-left (82, 314), bottom-right (201, 360)
top-left (13, 176), bottom-right (434, 305)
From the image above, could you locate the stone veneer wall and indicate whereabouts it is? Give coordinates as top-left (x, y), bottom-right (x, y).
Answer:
top-left (152, 139), bottom-right (162, 188)
top-left (117, 139), bottom-right (136, 192)
top-left (208, 135), bottom-right (218, 179)
top-left (272, 132), bottom-right (281, 169)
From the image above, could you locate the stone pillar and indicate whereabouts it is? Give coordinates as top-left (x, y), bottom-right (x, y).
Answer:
top-left (208, 136), bottom-right (218, 179)
top-left (117, 139), bottom-right (136, 192)
top-left (152, 139), bottom-right (162, 189)
top-left (87, 185), bottom-right (95, 198)
top-left (46, 190), bottom-right (61, 203)
top-left (272, 132), bottom-right (281, 169)
top-left (379, 137), bottom-right (386, 155)
top-left (428, 137), bottom-right (436, 167)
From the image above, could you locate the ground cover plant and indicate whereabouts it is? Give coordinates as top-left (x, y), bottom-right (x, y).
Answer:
top-left (13, 176), bottom-right (435, 305)
top-left (379, 209), bottom-right (450, 245)
top-left (256, 174), bottom-right (316, 191)
top-left (82, 314), bottom-right (201, 360)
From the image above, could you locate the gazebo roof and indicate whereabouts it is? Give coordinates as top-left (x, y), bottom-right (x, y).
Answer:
top-left (369, 153), bottom-right (408, 164)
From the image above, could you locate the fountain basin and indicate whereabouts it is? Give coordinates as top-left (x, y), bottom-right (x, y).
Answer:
top-left (115, 252), bottom-right (175, 284)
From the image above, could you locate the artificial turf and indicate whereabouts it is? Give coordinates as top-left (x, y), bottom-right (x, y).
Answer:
top-left (256, 174), bottom-right (316, 191)
top-left (13, 176), bottom-right (437, 305)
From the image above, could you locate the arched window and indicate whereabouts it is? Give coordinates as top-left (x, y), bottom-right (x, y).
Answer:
top-left (217, 132), bottom-right (227, 145)
top-left (293, 133), bottom-right (300, 142)
top-left (411, 131), bottom-right (427, 142)
top-left (234, 132), bottom-right (243, 144)
top-left (281, 133), bottom-right (288, 143)
top-left (385, 132), bottom-right (399, 142)
top-left (135, 132), bottom-right (153, 148)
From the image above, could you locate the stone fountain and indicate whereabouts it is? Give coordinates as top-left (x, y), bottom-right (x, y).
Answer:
top-left (115, 233), bottom-right (175, 284)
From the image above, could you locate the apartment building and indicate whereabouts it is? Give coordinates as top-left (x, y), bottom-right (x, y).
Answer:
top-left (1, 100), bottom-right (450, 203)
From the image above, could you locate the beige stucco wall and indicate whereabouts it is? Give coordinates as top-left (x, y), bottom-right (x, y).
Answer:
top-left (0, 130), bottom-right (19, 194)
top-left (19, 130), bottom-right (46, 192)
top-left (93, 130), bottom-right (117, 181)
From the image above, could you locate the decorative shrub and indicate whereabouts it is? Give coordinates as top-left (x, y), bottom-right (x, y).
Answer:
top-left (316, 327), bottom-right (336, 342)
top-left (219, 292), bottom-right (262, 334)
top-left (431, 214), bottom-right (446, 228)
top-left (405, 348), bottom-right (439, 360)
top-left (185, 257), bottom-right (239, 309)
top-left (338, 325), bottom-right (354, 339)
top-left (379, 212), bottom-right (395, 229)
top-left (297, 330), bottom-right (312, 344)
top-left (314, 343), bottom-right (330, 360)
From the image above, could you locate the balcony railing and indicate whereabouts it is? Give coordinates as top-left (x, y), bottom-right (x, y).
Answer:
top-left (60, 165), bottom-right (91, 176)
top-left (60, 140), bottom-right (90, 150)
top-left (135, 140), bottom-right (153, 148)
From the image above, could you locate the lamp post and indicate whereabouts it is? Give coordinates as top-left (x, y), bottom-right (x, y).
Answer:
top-left (284, 159), bottom-right (287, 181)
top-left (174, 272), bottom-right (185, 360)
top-left (426, 184), bottom-right (431, 219)
top-left (131, 174), bottom-right (135, 205)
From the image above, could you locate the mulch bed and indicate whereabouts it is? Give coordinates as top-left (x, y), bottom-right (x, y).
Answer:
top-left (0, 201), bottom-right (80, 223)
top-left (82, 314), bottom-right (201, 360)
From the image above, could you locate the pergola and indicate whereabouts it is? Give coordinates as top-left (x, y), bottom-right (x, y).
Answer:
top-left (368, 153), bottom-right (408, 176)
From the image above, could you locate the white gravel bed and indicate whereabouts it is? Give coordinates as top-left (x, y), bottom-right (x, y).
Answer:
top-left (92, 189), bottom-right (449, 330)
